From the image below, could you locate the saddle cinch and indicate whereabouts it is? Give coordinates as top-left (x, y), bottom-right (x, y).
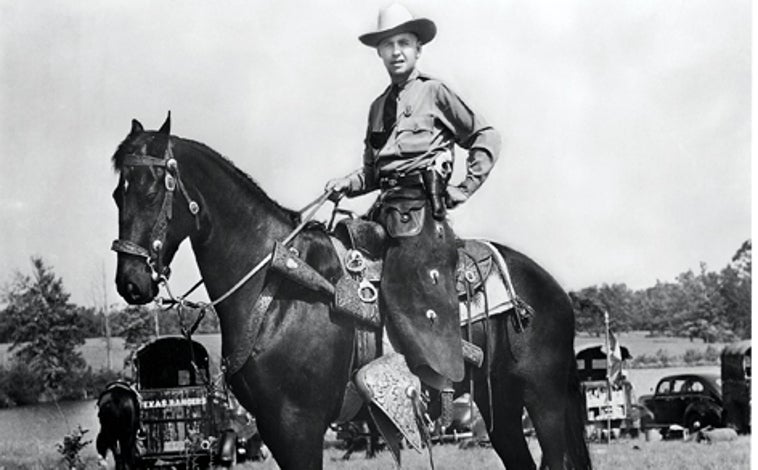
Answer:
top-left (269, 217), bottom-right (533, 462)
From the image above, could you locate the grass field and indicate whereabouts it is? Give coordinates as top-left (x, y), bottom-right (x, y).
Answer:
top-left (2, 435), bottom-right (750, 469)
top-left (0, 333), bottom-right (747, 469)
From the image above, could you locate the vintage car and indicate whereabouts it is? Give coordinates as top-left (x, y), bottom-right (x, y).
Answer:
top-left (575, 344), bottom-right (643, 438)
top-left (721, 339), bottom-right (751, 433)
top-left (638, 373), bottom-right (723, 432)
top-left (133, 336), bottom-right (242, 468)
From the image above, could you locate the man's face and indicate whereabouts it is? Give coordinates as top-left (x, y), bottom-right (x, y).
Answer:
top-left (377, 32), bottom-right (421, 81)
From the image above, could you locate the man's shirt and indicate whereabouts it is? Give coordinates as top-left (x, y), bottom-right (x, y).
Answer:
top-left (347, 69), bottom-right (501, 197)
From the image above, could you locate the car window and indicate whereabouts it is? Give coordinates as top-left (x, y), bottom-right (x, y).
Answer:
top-left (672, 379), bottom-right (686, 393)
top-left (683, 380), bottom-right (704, 393)
top-left (656, 380), bottom-right (671, 394)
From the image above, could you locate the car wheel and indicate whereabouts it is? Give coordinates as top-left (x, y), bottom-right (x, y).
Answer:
top-left (685, 413), bottom-right (704, 432)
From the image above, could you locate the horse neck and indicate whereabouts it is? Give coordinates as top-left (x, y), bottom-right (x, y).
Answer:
top-left (179, 141), bottom-right (294, 314)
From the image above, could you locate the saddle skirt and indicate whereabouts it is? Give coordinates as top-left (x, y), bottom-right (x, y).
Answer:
top-left (330, 218), bottom-right (518, 329)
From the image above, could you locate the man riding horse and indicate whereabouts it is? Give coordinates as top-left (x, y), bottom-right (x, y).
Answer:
top-left (326, 3), bottom-right (501, 393)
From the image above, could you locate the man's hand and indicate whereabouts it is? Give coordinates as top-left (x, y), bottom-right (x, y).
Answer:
top-left (445, 185), bottom-right (468, 209)
top-left (325, 177), bottom-right (351, 201)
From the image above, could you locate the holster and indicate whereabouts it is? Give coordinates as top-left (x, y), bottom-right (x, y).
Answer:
top-left (422, 167), bottom-right (448, 220)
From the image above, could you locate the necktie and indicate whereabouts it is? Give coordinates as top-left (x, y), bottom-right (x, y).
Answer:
top-left (383, 85), bottom-right (399, 133)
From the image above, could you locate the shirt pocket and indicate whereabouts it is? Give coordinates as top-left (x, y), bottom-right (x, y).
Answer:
top-left (395, 115), bottom-right (435, 153)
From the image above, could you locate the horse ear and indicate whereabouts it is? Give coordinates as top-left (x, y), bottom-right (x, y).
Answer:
top-left (130, 119), bottom-right (144, 135)
top-left (158, 111), bottom-right (171, 135)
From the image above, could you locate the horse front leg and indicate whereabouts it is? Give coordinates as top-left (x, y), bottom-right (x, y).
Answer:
top-left (255, 400), bottom-right (331, 470)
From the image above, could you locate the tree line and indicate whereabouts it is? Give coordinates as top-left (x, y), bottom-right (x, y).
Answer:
top-left (0, 240), bottom-right (750, 404)
top-left (570, 240), bottom-right (751, 342)
top-left (0, 257), bottom-right (218, 406)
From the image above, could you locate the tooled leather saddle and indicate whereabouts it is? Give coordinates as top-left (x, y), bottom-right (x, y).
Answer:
top-left (331, 218), bottom-right (500, 327)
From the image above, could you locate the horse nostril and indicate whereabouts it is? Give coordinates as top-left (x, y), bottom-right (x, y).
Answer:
top-left (126, 282), bottom-right (142, 302)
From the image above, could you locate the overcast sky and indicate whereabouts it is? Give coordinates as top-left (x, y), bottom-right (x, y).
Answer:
top-left (0, 0), bottom-right (750, 307)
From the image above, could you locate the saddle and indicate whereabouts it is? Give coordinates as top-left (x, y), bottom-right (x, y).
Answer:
top-left (268, 218), bottom-right (533, 463)
top-left (330, 218), bottom-right (507, 329)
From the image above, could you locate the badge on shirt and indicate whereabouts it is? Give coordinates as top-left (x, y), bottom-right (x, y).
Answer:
top-left (403, 105), bottom-right (413, 117)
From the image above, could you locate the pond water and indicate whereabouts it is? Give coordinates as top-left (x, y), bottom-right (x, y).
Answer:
top-left (0, 399), bottom-right (101, 459)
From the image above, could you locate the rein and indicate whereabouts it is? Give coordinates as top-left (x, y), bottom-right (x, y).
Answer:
top-left (157, 190), bottom-right (334, 318)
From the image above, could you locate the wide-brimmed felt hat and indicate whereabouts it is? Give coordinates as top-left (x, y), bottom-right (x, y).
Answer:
top-left (359, 3), bottom-right (436, 48)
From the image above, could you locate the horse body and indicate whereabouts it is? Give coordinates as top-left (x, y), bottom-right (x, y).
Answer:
top-left (96, 383), bottom-right (140, 470)
top-left (464, 245), bottom-right (590, 469)
top-left (111, 116), bottom-right (590, 469)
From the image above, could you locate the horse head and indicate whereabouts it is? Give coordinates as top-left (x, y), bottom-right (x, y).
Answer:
top-left (111, 113), bottom-right (202, 304)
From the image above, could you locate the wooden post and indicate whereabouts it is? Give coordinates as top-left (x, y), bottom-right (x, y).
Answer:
top-left (604, 310), bottom-right (611, 445)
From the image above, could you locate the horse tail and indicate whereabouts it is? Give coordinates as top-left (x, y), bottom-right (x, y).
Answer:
top-left (96, 383), bottom-right (142, 467)
top-left (564, 356), bottom-right (592, 469)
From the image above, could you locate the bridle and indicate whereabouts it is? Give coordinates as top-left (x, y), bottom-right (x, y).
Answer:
top-left (111, 136), bottom-right (201, 283)
top-left (111, 132), bottom-right (335, 313)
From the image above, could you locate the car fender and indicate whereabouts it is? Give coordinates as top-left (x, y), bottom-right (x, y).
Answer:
top-left (684, 400), bottom-right (722, 423)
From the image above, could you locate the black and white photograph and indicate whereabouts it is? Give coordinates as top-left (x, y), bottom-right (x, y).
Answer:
top-left (0, 1), bottom-right (751, 469)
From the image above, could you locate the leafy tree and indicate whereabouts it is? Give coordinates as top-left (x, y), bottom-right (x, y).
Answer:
top-left (0, 310), bottom-right (12, 343)
top-left (112, 305), bottom-right (156, 352)
top-left (573, 240), bottom-right (750, 340)
top-left (0, 257), bottom-right (87, 393)
top-left (76, 306), bottom-right (103, 338)
top-left (570, 284), bottom-right (636, 335)
top-left (718, 240), bottom-right (751, 338)
top-left (569, 288), bottom-right (605, 336)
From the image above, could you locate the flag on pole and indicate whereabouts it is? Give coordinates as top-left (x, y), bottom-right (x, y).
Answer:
top-left (608, 330), bottom-right (623, 383)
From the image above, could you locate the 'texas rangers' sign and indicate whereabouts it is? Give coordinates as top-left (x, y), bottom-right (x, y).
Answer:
top-left (142, 396), bottom-right (207, 409)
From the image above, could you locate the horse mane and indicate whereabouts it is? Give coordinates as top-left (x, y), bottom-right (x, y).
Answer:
top-left (111, 133), bottom-right (300, 225)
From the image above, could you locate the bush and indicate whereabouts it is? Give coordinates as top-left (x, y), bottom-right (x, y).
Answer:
top-left (704, 345), bottom-right (721, 363)
top-left (0, 360), bottom-right (45, 406)
top-left (0, 363), bottom-right (124, 406)
top-left (58, 367), bottom-right (123, 401)
top-left (56, 425), bottom-right (92, 470)
top-left (683, 348), bottom-right (704, 365)
top-left (630, 352), bottom-right (662, 368)
top-left (655, 349), bottom-right (671, 367)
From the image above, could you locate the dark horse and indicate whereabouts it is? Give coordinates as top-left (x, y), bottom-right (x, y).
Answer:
top-left (96, 381), bottom-right (140, 470)
top-left (111, 115), bottom-right (591, 470)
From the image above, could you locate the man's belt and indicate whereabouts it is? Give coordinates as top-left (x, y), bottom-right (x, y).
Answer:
top-left (379, 172), bottom-right (425, 190)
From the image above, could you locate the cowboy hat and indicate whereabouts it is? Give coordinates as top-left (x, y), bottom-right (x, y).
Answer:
top-left (359, 3), bottom-right (436, 47)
